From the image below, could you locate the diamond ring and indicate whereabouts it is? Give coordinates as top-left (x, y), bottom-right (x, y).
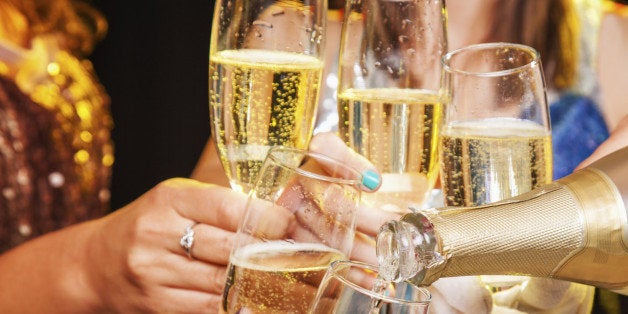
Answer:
top-left (179, 222), bottom-right (199, 260)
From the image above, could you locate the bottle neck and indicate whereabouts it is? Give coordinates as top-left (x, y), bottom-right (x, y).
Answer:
top-left (376, 185), bottom-right (583, 286)
top-left (425, 182), bottom-right (586, 282)
top-left (376, 212), bottom-right (442, 284)
top-left (376, 158), bottom-right (628, 289)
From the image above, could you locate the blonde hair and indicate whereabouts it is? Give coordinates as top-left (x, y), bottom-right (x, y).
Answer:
top-left (0, 0), bottom-right (107, 57)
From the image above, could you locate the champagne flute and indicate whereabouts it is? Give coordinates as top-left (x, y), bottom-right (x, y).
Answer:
top-left (220, 147), bottom-right (363, 313)
top-left (337, 0), bottom-right (447, 213)
top-left (209, 0), bottom-right (326, 193)
top-left (440, 42), bottom-right (553, 207)
top-left (309, 261), bottom-right (431, 314)
top-left (440, 42), bottom-right (553, 287)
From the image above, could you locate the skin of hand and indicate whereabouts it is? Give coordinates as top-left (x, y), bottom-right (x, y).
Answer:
top-left (576, 114), bottom-right (628, 169)
top-left (195, 132), bottom-right (395, 264)
top-left (308, 133), bottom-right (399, 264)
top-left (0, 179), bottom-right (250, 313)
top-left (84, 179), bottom-right (256, 313)
top-left (0, 132), bottom-right (387, 313)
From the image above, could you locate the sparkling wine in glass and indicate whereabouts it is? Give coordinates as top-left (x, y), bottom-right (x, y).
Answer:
top-left (220, 147), bottom-right (363, 313)
top-left (440, 43), bottom-right (553, 207)
top-left (337, 0), bottom-right (447, 213)
top-left (209, 0), bottom-right (326, 193)
top-left (440, 42), bottom-right (553, 288)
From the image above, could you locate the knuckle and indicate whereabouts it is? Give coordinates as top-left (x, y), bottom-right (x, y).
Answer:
top-left (152, 178), bottom-right (182, 201)
top-left (123, 246), bottom-right (151, 281)
top-left (208, 266), bottom-right (228, 293)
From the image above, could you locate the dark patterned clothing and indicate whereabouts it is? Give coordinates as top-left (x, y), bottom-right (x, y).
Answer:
top-left (0, 44), bottom-right (112, 252)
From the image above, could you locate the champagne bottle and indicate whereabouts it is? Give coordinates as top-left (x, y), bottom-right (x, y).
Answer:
top-left (376, 146), bottom-right (628, 295)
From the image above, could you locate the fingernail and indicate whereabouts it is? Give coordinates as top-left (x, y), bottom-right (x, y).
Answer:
top-left (361, 169), bottom-right (381, 191)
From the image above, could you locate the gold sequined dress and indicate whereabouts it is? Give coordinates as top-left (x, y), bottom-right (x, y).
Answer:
top-left (0, 37), bottom-right (113, 252)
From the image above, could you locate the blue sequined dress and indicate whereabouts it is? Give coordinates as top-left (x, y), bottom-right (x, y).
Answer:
top-left (550, 92), bottom-right (610, 179)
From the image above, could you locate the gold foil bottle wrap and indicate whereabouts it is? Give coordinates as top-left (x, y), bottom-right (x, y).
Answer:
top-left (419, 168), bottom-right (628, 290)
top-left (420, 183), bottom-right (584, 284)
top-left (554, 168), bottom-right (628, 289)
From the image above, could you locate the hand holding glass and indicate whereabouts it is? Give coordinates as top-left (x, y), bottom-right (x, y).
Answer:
top-left (337, 0), bottom-right (447, 213)
top-left (220, 147), bottom-right (363, 313)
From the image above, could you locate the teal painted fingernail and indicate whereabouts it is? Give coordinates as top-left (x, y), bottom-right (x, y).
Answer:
top-left (361, 169), bottom-right (380, 191)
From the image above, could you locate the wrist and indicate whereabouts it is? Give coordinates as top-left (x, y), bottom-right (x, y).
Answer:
top-left (50, 220), bottom-right (105, 312)
top-left (0, 220), bottom-right (103, 312)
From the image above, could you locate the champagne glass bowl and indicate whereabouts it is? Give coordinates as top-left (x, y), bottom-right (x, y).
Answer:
top-left (209, 0), bottom-right (327, 193)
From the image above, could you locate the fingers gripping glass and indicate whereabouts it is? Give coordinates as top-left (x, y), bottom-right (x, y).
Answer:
top-left (221, 147), bottom-right (363, 313)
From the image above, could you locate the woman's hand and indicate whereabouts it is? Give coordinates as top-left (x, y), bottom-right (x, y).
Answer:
top-left (309, 133), bottom-right (399, 264)
top-left (84, 132), bottom-right (386, 312)
top-left (0, 179), bottom-right (252, 313)
top-left (85, 179), bottom-right (251, 312)
top-left (0, 132), bottom-right (388, 313)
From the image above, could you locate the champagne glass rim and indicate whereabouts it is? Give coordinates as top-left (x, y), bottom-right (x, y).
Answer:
top-left (267, 146), bottom-right (363, 187)
top-left (442, 42), bottom-right (541, 77)
top-left (328, 260), bottom-right (432, 306)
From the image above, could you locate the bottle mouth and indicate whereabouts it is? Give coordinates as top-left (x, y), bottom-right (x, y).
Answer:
top-left (376, 220), bottom-right (424, 283)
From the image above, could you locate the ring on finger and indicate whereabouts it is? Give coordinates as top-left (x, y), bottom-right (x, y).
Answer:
top-left (179, 222), bottom-right (199, 260)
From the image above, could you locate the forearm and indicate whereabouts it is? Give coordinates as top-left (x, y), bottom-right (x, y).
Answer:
top-left (0, 220), bottom-right (101, 313)
top-left (190, 138), bottom-right (230, 186)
